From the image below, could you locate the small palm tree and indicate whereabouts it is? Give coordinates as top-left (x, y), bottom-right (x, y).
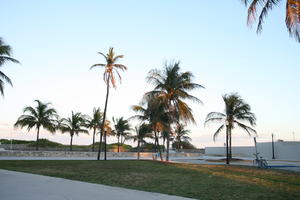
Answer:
top-left (14, 100), bottom-right (58, 150)
top-left (86, 108), bottom-right (103, 152)
top-left (173, 123), bottom-right (191, 150)
top-left (112, 117), bottom-right (131, 152)
top-left (145, 61), bottom-right (203, 161)
top-left (205, 93), bottom-right (256, 164)
top-left (242, 0), bottom-right (300, 42)
top-left (132, 123), bottom-right (152, 160)
top-left (90, 47), bottom-right (127, 160)
top-left (59, 112), bottom-right (88, 151)
top-left (0, 38), bottom-right (20, 96)
top-left (131, 97), bottom-right (170, 161)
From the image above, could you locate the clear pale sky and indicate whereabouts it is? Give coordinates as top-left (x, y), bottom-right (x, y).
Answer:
top-left (1, 0), bottom-right (299, 148)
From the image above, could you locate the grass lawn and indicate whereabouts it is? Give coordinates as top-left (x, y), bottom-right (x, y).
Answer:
top-left (0, 160), bottom-right (299, 200)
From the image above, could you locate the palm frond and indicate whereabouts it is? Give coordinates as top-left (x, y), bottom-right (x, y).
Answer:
top-left (213, 125), bottom-right (225, 141)
top-left (234, 120), bottom-right (257, 136)
top-left (286, 0), bottom-right (300, 42)
top-left (90, 63), bottom-right (106, 70)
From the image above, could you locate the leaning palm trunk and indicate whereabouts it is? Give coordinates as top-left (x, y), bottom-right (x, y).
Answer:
top-left (98, 76), bottom-right (110, 160)
top-left (117, 135), bottom-right (120, 152)
top-left (229, 129), bottom-right (232, 159)
top-left (92, 127), bottom-right (96, 152)
top-left (70, 135), bottom-right (73, 151)
top-left (225, 125), bottom-right (230, 164)
top-left (166, 133), bottom-right (170, 161)
top-left (137, 140), bottom-right (140, 160)
top-left (154, 131), bottom-right (163, 161)
top-left (36, 126), bottom-right (40, 151)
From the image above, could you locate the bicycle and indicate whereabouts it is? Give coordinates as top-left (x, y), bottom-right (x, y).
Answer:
top-left (253, 153), bottom-right (268, 168)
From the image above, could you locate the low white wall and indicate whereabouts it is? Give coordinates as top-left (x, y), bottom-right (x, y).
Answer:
top-left (205, 141), bottom-right (300, 161)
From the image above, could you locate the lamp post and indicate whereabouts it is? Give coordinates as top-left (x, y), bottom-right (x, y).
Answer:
top-left (225, 120), bottom-right (230, 164)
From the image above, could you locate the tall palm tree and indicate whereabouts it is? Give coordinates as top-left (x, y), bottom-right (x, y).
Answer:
top-left (0, 38), bottom-right (20, 96)
top-left (145, 61), bottom-right (204, 161)
top-left (205, 93), bottom-right (256, 164)
top-left (90, 47), bottom-right (127, 160)
top-left (86, 107), bottom-right (103, 152)
top-left (131, 123), bottom-right (152, 160)
top-left (112, 117), bottom-right (131, 152)
top-left (59, 112), bottom-right (88, 151)
top-left (14, 100), bottom-right (58, 150)
top-left (173, 123), bottom-right (191, 151)
top-left (242, 0), bottom-right (300, 42)
top-left (131, 97), bottom-right (170, 161)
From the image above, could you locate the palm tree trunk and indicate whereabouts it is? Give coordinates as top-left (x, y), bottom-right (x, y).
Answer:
top-left (36, 126), bottom-right (40, 151)
top-left (104, 131), bottom-right (107, 160)
top-left (166, 133), bottom-right (170, 161)
top-left (226, 125), bottom-right (229, 164)
top-left (70, 135), bottom-right (73, 151)
top-left (137, 140), bottom-right (140, 160)
top-left (229, 129), bottom-right (232, 159)
top-left (92, 127), bottom-right (96, 152)
top-left (117, 135), bottom-right (120, 152)
top-left (154, 131), bottom-right (163, 161)
top-left (98, 78), bottom-right (110, 160)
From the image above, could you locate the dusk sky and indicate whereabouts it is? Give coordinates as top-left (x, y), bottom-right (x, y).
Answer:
top-left (1, 0), bottom-right (299, 148)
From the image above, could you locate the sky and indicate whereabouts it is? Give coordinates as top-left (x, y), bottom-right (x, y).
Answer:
top-left (0, 0), bottom-right (299, 148)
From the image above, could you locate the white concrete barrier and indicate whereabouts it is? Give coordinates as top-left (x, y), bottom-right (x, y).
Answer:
top-left (205, 141), bottom-right (300, 161)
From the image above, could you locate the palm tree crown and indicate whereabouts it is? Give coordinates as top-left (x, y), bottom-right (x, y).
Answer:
top-left (0, 38), bottom-right (20, 96)
top-left (90, 47), bottom-right (127, 88)
top-left (112, 117), bottom-right (131, 152)
top-left (59, 112), bottom-right (88, 151)
top-left (205, 93), bottom-right (256, 141)
top-left (243, 0), bottom-right (300, 42)
top-left (145, 61), bottom-right (204, 124)
top-left (14, 100), bottom-right (58, 150)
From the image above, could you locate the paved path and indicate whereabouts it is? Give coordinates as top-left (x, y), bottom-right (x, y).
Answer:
top-left (0, 169), bottom-right (194, 200)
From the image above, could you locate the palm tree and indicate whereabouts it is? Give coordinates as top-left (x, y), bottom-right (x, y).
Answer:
top-left (112, 117), bottom-right (131, 152)
top-left (131, 97), bottom-right (170, 161)
top-left (14, 100), bottom-right (58, 150)
top-left (86, 108), bottom-right (103, 152)
top-left (173, 123), bottom-right (191, 151)
top-left (205, 93), bottom-right (256, 164)
top-left (131, 123), bottom-right (152, 160)
top-left (242, 0), bottom-right (300, 42)
top-left (59, 112), bottom-right (88, 151)
top-left (145, 61), bottom-right (204, 161)
top-left (90, 47), bottom-right (127, 160)
top-left (0, 38), bottom-right (20, 96)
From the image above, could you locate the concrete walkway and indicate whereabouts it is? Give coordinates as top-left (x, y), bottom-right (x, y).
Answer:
top-left (0, 169), bottom-right (194, 200)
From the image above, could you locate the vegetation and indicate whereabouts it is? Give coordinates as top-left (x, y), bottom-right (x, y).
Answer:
top-left (90, 47), bottom-right (127, 160)
top-left (131, 123), bottom-right (152, 159)
top-left (173, 123), bottom-right (192, 150)
top-left (112, 117), bottom-right (131, 152)
top-left (205, 93), bottom-right (256, 164)
top-left (86, 108), bottom-right (103, 152)
top-left (14, 100), bottom-right (58, 150)
top-left (0, 37), bottom-right (20, 96)
top-left (59, 112), bottom-right (88, 151)
top-left (0, 160), bottom-right (299, 200)
top-left (242, 0), bottom-right (300, 42)
top-left (138, 61), bottom-right (203, 161)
